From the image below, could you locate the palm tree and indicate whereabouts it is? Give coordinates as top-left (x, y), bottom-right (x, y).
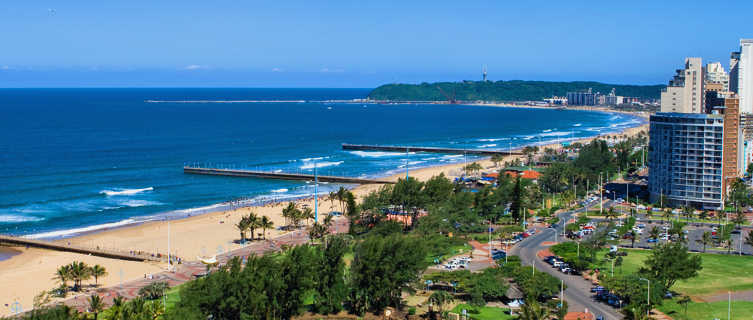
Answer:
top-left (697, 231), bottom-right (712, 253)
top-left (629, 230), bottom-right (638, 248)
top-left (54, 264), bottom-right (71, 291)
top-left (235, 216), bottom-right (251, 243)
top-left (519, 301), bottom-right (549, 320)
top-left (662, 209), bottom-right (672, 224)
top-left (259, 215), bottom-right (274, 240)
top-left (336, 187), bottom-right (348, 213)
top-left (682, 206), bottom-right (693, 222)
top-left (69, 261), bottom-right (91, 291)
top-left (328, 191), bottom-right (336, 210)
top-left (88, 295), bottom-right (104, 319)
top-left (246, 212), bottom-right (260, 240)
top-left (301, 207), bottom-right (314, 226)
top-left (111, 296), bottom-right (125, 319)
top-left (428, 291), bottom-right (454, 318)
top-left (90, 265), bottom-right (107, 287)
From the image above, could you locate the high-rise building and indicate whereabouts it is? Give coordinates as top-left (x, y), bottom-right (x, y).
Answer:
top-left (705, 62), bottom-right (729, 91)
top-left (721, 95), bottom-right (742, 190)
top-left (649, 112), bottom-right (724, 209)
top-left (731, 51), bottom-right (740, 93)
top-left (736, 39), bottom-right (753, 114)
top-left (660, 57), bottom-right (704, 113)
top-left (741, 113), bottom-right (753, 172)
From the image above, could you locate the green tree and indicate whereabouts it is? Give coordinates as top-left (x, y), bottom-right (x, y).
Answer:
top-left (519, 300), bottom-right (549, 320)
top-left (53, 264), bottom-right (71, 292)
top-left (391, 177), bottom-right (426, 228)
top-left (235, 216), bottom-right (251, 243)
top-left (639, 242), bottom-right (702, 291)
top-left (697, 231), bottom-right (712, 253)
top-left (89, 264), bottom-right (107, 287)
top-left (423, 173), bottom-right (455, 204)
top-left (88, 295), bottom-right (104, 320)
top-left (139, 281), bottom-right (169, 300)
top-left (428, 290), bottom-right (455, 318)
top-left (259, 215), bottom-right (274, 240)
top-left (313, 236), bottom-right (347, 314)
top-left (348, 234), bottom-right (427, 314)
top-left (511, 176), bottom-right (523, 223)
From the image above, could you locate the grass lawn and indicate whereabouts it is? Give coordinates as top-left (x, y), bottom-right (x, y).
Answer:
top-left (164, 283), bottom-right (183, 311)
top-left (593, 249), bottom-right (753, 295)
top-left (658, 298), bottom-right (753, 320)
top-left (450, 303), bottom-right (514, 320)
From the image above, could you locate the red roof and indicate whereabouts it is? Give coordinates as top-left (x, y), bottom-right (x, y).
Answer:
top-left (521, 170), bottom-right (541, 179)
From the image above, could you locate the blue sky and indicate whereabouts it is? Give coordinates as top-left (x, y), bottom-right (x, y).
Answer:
top-left (1, 0), bottom-right (751, 87)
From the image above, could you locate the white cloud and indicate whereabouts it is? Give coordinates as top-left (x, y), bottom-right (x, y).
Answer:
top-left (183, 64), bottom-right (208, 70)
top-left (0, 65), bottom-right (9, 70)
top-left (271, 67), bottom-right (283, 72)
top-left (320, 67), bottom-right (344, 73)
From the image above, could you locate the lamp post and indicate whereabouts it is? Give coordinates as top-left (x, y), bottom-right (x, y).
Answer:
top-left (639, 278), bottom-right (650, 318)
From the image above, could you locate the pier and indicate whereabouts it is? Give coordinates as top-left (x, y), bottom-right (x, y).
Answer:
top-left (0, 235), bottom-right (162, 262)
top-left (342, 143), bottom-right (523, 156)
top-left (183, 167), bottom-right (394, 184)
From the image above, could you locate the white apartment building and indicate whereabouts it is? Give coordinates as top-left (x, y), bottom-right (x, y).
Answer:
top-left (737, 39), bottom-right (753, 114)
top-left (705, 61), bottom-right (729, 91)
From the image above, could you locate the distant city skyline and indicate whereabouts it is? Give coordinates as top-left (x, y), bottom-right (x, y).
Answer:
top-left (1, 0), bottom-right (752, 87)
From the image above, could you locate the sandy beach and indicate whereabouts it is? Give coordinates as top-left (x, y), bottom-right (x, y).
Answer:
top-left (0, 109), bottom-right (649, 316)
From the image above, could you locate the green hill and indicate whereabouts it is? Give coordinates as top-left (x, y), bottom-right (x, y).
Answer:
top-left (368, 80), bottom-right (663, 102)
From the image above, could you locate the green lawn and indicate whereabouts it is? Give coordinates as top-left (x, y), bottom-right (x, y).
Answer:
top-left (658, 298), bottom-right (753, 320)
top-left (593, 249), bottom-right (753, 295)
top-left (164, 283), bottom-right (183, 311)
top-left (450, 303), bottom-right (514, 320)
top-left (591, 248), bottom-right (647, 276)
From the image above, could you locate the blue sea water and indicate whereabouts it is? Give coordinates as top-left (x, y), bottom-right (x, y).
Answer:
top-left (0, 88), bottom-right (643, 238)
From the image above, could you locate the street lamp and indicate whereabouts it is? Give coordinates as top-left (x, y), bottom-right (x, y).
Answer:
top-left (639, 278), bottom-right (650, 318)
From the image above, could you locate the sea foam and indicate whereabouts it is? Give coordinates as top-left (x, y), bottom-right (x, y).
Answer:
top-left (100, 187), bottom-right (154, 196)
top-left (300, 161), bottom-right (343, 170)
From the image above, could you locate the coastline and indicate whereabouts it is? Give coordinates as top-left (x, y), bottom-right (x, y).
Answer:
top-left (0, 107), bottom-right (649, 316)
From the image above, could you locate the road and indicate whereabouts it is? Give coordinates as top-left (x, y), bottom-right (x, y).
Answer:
top-left (511, 203), bottom-right (624, 320)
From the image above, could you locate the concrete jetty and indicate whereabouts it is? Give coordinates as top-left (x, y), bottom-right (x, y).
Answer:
top-left (342, 143), bottom-right (523, 156)
top-left (0, 235), bottom-right (162, 262)
top-left (183, 167), bottom-right (394, 184)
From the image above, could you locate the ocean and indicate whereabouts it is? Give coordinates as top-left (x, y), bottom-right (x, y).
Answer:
top-left (0, 88), bottom-right (643, 239)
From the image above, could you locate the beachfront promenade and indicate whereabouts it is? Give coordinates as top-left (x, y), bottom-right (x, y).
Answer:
top-left (341, 143), bottom-right (524, 156)
top-left (59, 218), bottom-right (350, 314)
top-left (183, 166), bottom-right (395, 184)
top-left (0, 235), bottom-right (163, 262)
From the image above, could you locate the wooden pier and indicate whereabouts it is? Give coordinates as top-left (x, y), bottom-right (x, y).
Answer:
top-left (342, 143), bottom-right (523, 156)
top-left (183, 167), bottom-right (394, 184)
top-left (0, 235), bottom-right (162, 262)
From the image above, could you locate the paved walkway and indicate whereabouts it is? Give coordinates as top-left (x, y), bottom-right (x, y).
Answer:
top-left (59, 218), bottom-right (350, 312)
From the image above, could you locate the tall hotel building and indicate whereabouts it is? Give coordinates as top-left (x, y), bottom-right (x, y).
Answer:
top-left (649, 113), bottom-right (724, 209)
top-left (650, 49), bottom-right (747, 209)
